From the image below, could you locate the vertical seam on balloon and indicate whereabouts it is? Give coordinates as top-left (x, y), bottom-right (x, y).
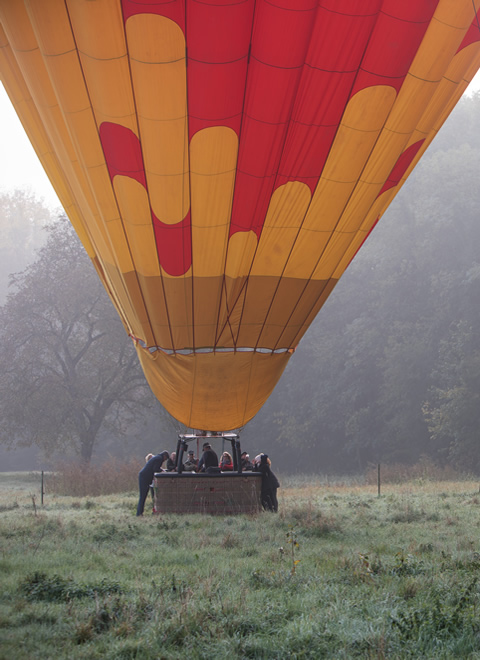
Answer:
top-left (62, 1), bottom-right (158, 345)
top-left (240, 346), bottom-right (256, 433)
top-left (278, 279), bottom-right (332, 352)
top-left (215, 279), bottom-right (235, 349)
top-left (286, 135), bottom-right (426, 351)
top-left (473, 0), bottom-right (480, 28)
top-left (264, 5), bottom-right (430, 352)
top-left (213, 50), bottom-right (261, 347)
top-left (279, 2), bottom-right (459, 350)
top-left (184, 9), bottom-right (196, 355)
top-left (121, 5), bottom-right (177, 354)
top-left (214, 281), bottom-right (230, 350)
top-left (187, 352), bottom-right (198, 431)
top-left (214, 1), bottom-right (257, 352)
top-left (225, 276), bottom-right (239, 347)
top-left (184, 3), bottom-right (195, 421)
top-left (280, 0), bottom-right (462, 350)
top-left (235, 0), bottom-right (372, 350)
top-left (264, 5), bottom-right (387, 350)
top-left (249, 2), bottom-right (355, 351)
top-left (217, 2), bottom-right (316, 350)
top-left (213, 209), bottom-right (240, 351)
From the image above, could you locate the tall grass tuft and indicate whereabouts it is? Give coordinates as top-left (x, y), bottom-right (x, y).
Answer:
top-left (282, 502), bottom-right (341, 536)
top-left (48, 457), bottom-right (140, 496)
top-left (364, 456), bottom-right (466, 485)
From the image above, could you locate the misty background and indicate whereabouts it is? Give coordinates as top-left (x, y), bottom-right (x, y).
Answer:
top-left (1, 92), bottom-right (480, 475)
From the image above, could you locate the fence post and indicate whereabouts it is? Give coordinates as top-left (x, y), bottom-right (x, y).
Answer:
top-left (41, 470), bottom-right (44, 506)
top-left (377, 463), bottom-right (381, 497)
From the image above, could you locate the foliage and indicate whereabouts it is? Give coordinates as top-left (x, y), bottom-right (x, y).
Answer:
top-left (0, 217), bottom-right (158, 463)
top-left (423, 321), bottom-right (480, 472)
top-left (391, 578), bottom-right (478, 646)
top-left (285, 526), bottom-right (300, 574)
top-left (0, 190), bottom-right (51, 302)
top-left (3, 473), bottom-right (480, 658)
top-left (245, 93), bottom-right (480, 474)
top-left (20, 572), bottom-right (123, 602)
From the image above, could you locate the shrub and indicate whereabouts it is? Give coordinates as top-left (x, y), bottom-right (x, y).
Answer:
top-left (282, 503), bottom-right (341, 536)
top-left (20, 572), bottom-right (123, 602)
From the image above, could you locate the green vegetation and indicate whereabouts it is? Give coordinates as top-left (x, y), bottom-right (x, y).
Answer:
top-left (2, 472), bottom-right (480, 658)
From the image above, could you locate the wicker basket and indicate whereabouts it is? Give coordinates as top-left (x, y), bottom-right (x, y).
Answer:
top-left (153, 473), bottom-right (262, 514)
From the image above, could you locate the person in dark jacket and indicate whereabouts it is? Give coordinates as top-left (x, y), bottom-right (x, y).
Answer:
top-left (241, 451), bottom-right (254, 471)
top-left (254, 453), bottom-right (280, 512)
top-left (136, 450), bottom-right (169, 516)
top-left (197, 442), bottom-right (219, 473)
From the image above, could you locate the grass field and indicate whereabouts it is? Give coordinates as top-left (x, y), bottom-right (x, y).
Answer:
top-left (2, 471), bottom-right (480, 658)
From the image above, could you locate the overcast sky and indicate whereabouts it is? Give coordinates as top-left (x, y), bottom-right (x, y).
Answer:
top-left (0, 84), bottom-right (61, 209)
top-left (1, 71), bottom-right (480, 212)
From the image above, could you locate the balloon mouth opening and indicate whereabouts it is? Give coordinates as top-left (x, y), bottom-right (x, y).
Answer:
top-left (130, 337), bottom-right (295, 357)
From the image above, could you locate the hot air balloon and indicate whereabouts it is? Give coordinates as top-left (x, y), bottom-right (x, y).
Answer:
top-left (1, 1), bottom-right (479, 431)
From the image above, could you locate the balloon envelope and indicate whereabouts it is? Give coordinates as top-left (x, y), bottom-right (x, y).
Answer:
top-left (1, 1), bottom-right (479, 429)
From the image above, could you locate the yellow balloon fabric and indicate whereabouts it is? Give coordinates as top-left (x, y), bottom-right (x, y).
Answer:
top-left (1, 1), bottom-right (479, 429)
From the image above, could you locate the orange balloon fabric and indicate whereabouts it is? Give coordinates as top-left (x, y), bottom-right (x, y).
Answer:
top-left (1, 1), bottom-right (479, 429)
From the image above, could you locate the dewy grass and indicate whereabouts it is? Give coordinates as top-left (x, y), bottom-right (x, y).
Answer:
top-left (2, 474), bottom-right (480, 658)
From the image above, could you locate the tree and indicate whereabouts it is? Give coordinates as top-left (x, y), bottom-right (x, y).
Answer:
top-left (0, 189), bottom-right (51, 302)
top-left (423, 321), bottom-right (480, 472)
top-left (0, 216), bottom-right (158, 463)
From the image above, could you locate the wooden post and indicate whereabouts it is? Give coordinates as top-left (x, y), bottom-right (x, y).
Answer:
top-left (41, 470), bottom-right (44, 506)
top-left (377, 463), bottom-right (381, 497)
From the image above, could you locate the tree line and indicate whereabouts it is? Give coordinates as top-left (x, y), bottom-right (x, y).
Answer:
top-left (1, 93), bottom-right (479, 474)
top-left (246, 92), bottom-right (480, 474)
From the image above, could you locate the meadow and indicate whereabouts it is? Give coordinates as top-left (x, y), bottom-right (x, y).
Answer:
top-left (2, 470), bottom-right (480, 658)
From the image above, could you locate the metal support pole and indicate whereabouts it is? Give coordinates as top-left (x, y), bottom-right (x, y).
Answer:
top-left (176, 437), bottom-right (187, 473)
top-left (235, 439), bottom-right (242, 474)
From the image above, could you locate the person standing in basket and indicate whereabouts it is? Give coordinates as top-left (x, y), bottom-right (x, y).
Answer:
top-left (166, 452), bottom-right (177, 472)
top-left (241, 451), bottom-right (254, 471)
top-left (219, 451), bottom-right (234, 471)
top-left (183, 450), bottom-right (198, 472)
top-left (197, 442), bottom-right (219, 473)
